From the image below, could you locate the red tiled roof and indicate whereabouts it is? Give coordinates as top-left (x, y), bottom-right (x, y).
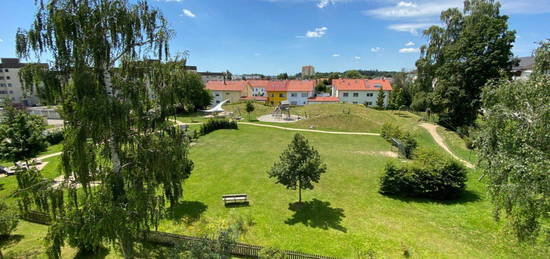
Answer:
top-left (308, 96), bottom-right (340, 102)
top-left (205, 81), bottom-right (247, 91)
top-left (246, 80), bottom-right (270, 88)
top-left (287, 80), bottom-right (315, 92)
top-left (240, 96), bottom-right (268, 101)
top-left (333, 79), bottom-right (392, 91)
top-left (264, 81), bottom-right (289, 92)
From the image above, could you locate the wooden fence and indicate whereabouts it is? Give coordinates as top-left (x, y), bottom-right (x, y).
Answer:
top-left (20, 211), bottom-right (341, 259)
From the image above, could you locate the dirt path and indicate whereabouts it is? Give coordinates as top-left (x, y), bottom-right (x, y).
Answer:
top-left (239, 122), bottom-right (380, 136)
top-left (420, 123), bottom-right (474, 169)
top-left (37, 152), bottom-right (62, 160)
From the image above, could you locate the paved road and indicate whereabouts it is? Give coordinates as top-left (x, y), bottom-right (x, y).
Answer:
top-left (420, 123), bottom-right (475, 169)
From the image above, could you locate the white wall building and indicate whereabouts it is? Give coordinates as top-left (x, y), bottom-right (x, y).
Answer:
top-left (333, 79), bottom-right (392, 107)
top-left (286, 80), bottom-right (315, 106)
top-left (0, 58), bottom-right (42, 106)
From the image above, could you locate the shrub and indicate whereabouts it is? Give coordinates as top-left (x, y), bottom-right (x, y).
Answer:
top-left (45, 129), bottom-right (64, 145)
top-left (0, 201), bottom-right (19, 237)
top-left (259, 247), bottom-right (289, 259)
top-left (379, 148), bottom-right (467, 200)
top-left (380, 123), bottom-right (417, 159)
top-left (199, 119), bottom-right (238, 135)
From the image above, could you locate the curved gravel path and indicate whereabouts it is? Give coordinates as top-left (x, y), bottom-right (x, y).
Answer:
top-left (420, 123), bottom-right (475, 169)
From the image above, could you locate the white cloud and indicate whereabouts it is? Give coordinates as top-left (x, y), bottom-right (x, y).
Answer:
top-left (317, 0), bottom-right (332, 8)
top-left (0, 38), bottom-right (3, 43)
top-left (399, 47), bottom-right (420, 53)
top-left (405, 41), bottom-right (415, 46)
top-left (354, 56), bottom-right (361, 60)
top-left (370, 47), bottom-right (381, 53)
top-left (388, 23), bottom-right (433, 35)
top-left (332, 54), bottom-right (340, 57)
top-left (364, 1), bottom-right (461, 20)
top-left (182, 9), bottom-right (196, 18)
top-left (298, 27), bottom-right (328, 38)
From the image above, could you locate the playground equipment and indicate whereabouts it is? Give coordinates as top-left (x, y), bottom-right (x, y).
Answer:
top-left (272, 101), bottom-right (292, 120)
top-left (200, 99), bottom-right (229, 114)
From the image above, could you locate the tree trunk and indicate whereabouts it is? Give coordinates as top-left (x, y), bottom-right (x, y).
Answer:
top-left (121, 237), bottom-right (133, 259)
top-left (298, 179), bottom-right (302, 203)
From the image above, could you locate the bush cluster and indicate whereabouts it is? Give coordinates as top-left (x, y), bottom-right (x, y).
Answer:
top-left (379, 148), bottom-right (467, 200)
top-left (45, 129), bottom-right (64, 145)
top-left (199, 119), bottom-right (238, 135)
top-left (380, 123), bottom-right (417, 159)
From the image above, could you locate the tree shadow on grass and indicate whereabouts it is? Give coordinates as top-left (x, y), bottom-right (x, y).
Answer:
top-left (384, 189), bottom-right (481, 205)
top-left (0, 234), bottom-right (24, 248)
top-left (285, 199), bottom-right (347, 233)
top-left (73, 247), bottom-right (110, 259)
top-left (167, 201), bottom-right (208, 225)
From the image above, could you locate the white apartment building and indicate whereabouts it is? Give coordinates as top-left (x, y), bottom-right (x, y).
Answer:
top-left (286, 80), bottom-right (315, 106)
top-left (0, 58), bottom-right (42, 106)
top-left (333, 79), bottom-right (392, 107)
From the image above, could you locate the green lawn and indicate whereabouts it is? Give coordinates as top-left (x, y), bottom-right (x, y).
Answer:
top-left (155, 125), bottom-right (546, 258)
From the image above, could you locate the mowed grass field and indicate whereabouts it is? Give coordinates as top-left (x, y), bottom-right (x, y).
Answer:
top-left (156, 125), bottom-right (546, 258)
top-left (2, 106), bottom-right (547, 258)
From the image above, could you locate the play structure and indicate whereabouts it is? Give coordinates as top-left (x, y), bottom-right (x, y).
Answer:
top-left (257, 101), bottom-right (301, 123)
top-left (272, 101), bottom-right (292, 120)
top-left (201, 99), bottom-right (230, 114)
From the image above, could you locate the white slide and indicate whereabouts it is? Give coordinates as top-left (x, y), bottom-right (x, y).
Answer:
top-left (201, 99), bottom-right (230, 113)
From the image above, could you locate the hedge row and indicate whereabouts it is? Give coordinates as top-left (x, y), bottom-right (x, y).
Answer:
top-left (199, 119), bottom-right (238, 135)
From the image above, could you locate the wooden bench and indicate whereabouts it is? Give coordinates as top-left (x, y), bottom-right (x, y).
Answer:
top-left (222, 194), bottom-right (248, 205)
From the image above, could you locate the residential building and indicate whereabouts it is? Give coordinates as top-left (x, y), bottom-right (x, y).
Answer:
top-left (0, 58), bottom-right (43, 106)
top-left (199, 71), bottom-right (226, 82)
top-left (265, 81), bottom-right (289, 106)
top-left (301, 65), bottom-right (315, 77)
top-left (286, 80), bottom-right (315, 106)
top-left (307, 96), bottom-right (340, 104)
top-left (245, 80), bottom-right (268, 97)
top-left (333, 79), bottom-right (392, 107)
top-left (205, 81), bottom-right (246, 105)
top-left (512, 56), bottom-right (535, 80)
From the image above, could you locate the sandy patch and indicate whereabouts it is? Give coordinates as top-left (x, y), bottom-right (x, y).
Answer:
top-left (352, 151), bottom-right (398, 158)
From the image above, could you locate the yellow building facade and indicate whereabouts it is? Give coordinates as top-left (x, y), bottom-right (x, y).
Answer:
top-left (266, 91), bottom-right (287, 106)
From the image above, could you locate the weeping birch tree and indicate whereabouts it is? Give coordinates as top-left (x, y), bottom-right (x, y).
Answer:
top-left (16, 0), bottom-right (194, 258)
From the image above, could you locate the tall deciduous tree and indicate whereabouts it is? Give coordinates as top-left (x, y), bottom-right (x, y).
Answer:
top-left (0, 101), bottom-right (47, 167)
top-left (268, 133), bottom-right (326, 203)
top-left (16, 0), bottom-right (193, 258)
top-left (476, 42), bottom-right (549, 242)
top-left (343, 70), bottom-right (362, 79)
top-left (415, 0), bottom-right (516, 127)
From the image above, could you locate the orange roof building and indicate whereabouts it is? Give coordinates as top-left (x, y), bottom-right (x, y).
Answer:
top-left (333, 79), bottom-right (392, 107)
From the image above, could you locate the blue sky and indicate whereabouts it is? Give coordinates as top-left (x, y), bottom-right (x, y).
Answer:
top-left (1, 0), bottom-right (549, 75)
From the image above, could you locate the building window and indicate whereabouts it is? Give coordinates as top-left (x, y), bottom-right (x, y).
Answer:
top-left (0, 91), bottom-right (6, 94)
top-left (365, 102), bottom-right (372, 106)
top-left (343, 93), bottom-right (349, 97)
top-left (0, 76), bottom-right (4, 80)
top-left (353, 93), bottom-right (359, 97)
top-left (7, 83), bottom-right (11, 87)
top-left (279, 93), bottom-right (285, 98)
top-left (291, 93), bottom-right (297, 97)
top-left (270, 93), bottom-right (274, 97)
top-left (0, 83), bottom-right (5, 87)
top-left (216, 100), bottom-right (220, 104)
top-left (215, 93), bottom-right (220, 97)
top-left (9, 90), bottom-right (13, 94)
top-left (367, 93), bottom-right (373, 97)
top-left (291, 101), bottom-right (297, 105)
top-left (6, 76), bottom-right (10, 80)
top-left (301, 93), bottom-right (307, 97)
top-left (353, 101), bottom-right (358, 104)
top-left (4, 69), bottom-right (8, 72)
